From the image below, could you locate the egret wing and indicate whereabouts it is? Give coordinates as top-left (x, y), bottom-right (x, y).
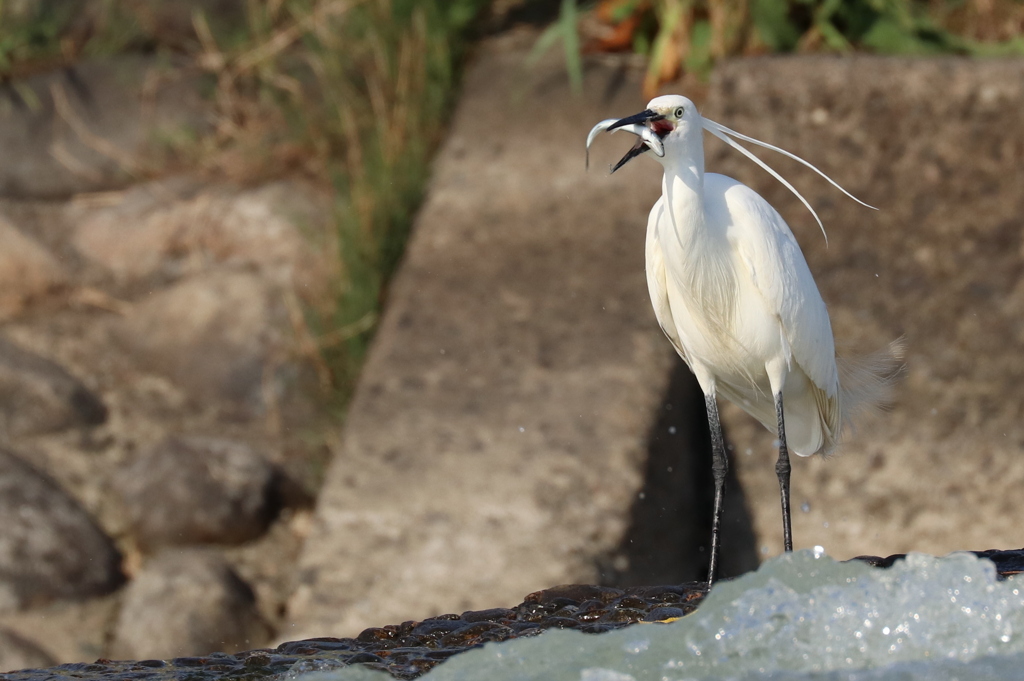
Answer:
top-left (711, 175), bottom-right (839, 397)
top-left (645, 197), bottom-right (688, 362)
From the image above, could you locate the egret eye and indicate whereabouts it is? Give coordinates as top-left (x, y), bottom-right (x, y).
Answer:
top-left (674, 106), bottom-right (685, 118)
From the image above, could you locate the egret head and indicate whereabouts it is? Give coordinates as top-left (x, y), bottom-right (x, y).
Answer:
top-left (588, 95), bottom-right (700, 173)
top-left (644, 94), bottom-right (701, 140)
top-left (586, 94), bottom-right (875, 241)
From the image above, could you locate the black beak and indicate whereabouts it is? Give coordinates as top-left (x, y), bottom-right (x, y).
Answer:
top-left (608, 109), bottom-right (665, 173)
top-left (608, 109), bottom-right (663, 131)
top-left (611, 140), bottom-right (649, 173)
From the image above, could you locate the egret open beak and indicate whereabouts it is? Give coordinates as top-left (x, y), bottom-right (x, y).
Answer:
top-left (586, 109), bottom-right (666, 173)
top-left (607, 109), bottom-right (663, 131)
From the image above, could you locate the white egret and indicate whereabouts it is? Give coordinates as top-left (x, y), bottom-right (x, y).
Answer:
top-left (587, 95), bottom-right (896, 586)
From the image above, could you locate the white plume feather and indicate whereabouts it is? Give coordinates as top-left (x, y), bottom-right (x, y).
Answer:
top-left (701, 117), bottom-right (877, 244)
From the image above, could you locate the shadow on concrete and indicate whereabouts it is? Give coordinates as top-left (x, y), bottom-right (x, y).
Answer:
top-left (600, 358), bottom-right (760, 585)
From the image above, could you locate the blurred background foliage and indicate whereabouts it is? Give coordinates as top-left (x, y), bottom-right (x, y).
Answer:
top-left (542, 0), bottom-right (1024, 95)
top-left (1, 0), bottom-right (1023, 406)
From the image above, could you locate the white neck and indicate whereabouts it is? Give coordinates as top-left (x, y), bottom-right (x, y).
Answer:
top-left (655, 128), bottom-right (738, 347)
top-left (660, 129), bottom-right (707, 247)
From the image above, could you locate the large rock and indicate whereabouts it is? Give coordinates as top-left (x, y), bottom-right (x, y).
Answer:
top-left (283, 34), bottom-right (687, 640)
top-left (114, 435), bottom-right (282, 549)
top-left (110, 549), bottom-right (268, 659)
top-left (0, 448), bottom-right (123, 611)
top-left (702, 57), bottom-right (1024, 560)
top-left (0, 628), bottom-right (55, 673)
top-left (0, 217), bottom-right (68, 320)
top-left (70, 177), bottom-right (332, 291)
top-left (0, 337), bottom-right (107, 437)
top-left (114, 270), bottom-right (295, 412)
top-left (0, 594), bottom-right (119, 668)
top-left (0, 55), bottom-right (211, 199)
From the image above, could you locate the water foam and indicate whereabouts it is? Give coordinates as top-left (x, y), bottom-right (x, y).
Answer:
top-left (298, 551), bottom-right (1024, 681)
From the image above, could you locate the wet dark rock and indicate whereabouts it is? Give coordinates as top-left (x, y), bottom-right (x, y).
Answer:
top-left (277, 580), bottom-right (706, 678)
top-left (628, 585), bottom-right (693, 603)
top-left (114, 436), bottom-right (282, 549)
top-left (599, 608), bottom-right (646, 624)
top-left (526, 584), bottom-right (625, 608)
top-left (0, 337), bottom-right (107, 437)
top-left (438, 622), bottom-right (515, 648)
top-left (460, 607), bottom-right (514, 623)
top-left (851, 548), bottom-right (1024, 576)
top-left (109, 549), bottom-right (269, 660)
top-left (537, 615), bottom-right (584, 629)
top-left (0, 448), bottom-right (123, 612)
top-left (644, 606), bottom-right (686, 621)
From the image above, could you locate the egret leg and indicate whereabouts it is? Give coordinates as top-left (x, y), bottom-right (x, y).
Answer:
top-left (774, 392), bottom-right (793, 552)
top-left (705, 393), bottom-right (728, 586)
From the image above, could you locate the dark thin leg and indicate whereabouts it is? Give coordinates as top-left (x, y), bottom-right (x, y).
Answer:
top-left (774, 392), bottom-right (793, 552)
top-left (705, 393), bottom-right (728, 587)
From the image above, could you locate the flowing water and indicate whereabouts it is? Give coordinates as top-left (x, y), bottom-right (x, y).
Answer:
top-left (294, 550), bottom-right (1024, 681)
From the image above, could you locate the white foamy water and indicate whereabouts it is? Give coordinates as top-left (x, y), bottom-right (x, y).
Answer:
top-left (296, 550), bottom-right (1024, 681)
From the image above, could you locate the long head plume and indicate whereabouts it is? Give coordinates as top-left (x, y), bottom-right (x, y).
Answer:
top-left (700, 118), bottom-right (877, 245)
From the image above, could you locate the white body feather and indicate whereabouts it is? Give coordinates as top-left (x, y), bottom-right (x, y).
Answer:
top-left (637, 95), bottom-right (849, 457)
top-left (646, 170), bottom-right (839, 456)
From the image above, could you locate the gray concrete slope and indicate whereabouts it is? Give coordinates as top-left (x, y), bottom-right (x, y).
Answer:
top-left (283, 34), bottom-right (677, 639)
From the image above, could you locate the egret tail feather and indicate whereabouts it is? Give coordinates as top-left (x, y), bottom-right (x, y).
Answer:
top-left (834, 337), bottom-right (906, 451)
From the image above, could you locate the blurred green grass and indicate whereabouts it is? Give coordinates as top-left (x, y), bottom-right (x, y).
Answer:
top-left (0, 0), bottom-right (492, 410)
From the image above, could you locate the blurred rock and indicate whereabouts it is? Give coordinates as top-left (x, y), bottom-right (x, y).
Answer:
top-left (68, 176), bottom-right (206, 286)
top-left (0, 628), bottom-right (56, 673)
top-left (0, 448), bottom-right (123, 611)
top-left (0, 152), bottom-right (327, 665)
top-left (114, 270), bottom-right (291, 413)
top-left (70, 178), bottom-right (332, 291)
top-left (0, 217), bottom-right (68, 319)
top-left (115, 436), bottom-right (282, 549)
top-left (703, 57), bottom-right (1024, 559)
top-left (0, 55), bottom-right (211, 199)
top-left (0, 626), bottom-right (55, 675)
top-left (109, 549), bottom-right (268, 659)
top-left (0, 572), bottom-right (127, 666)
top-left (0, 337), bottom-right (107, 437)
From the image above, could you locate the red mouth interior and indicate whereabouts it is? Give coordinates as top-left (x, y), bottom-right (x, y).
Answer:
top-left (651, 119), bottom-right (674, 138)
